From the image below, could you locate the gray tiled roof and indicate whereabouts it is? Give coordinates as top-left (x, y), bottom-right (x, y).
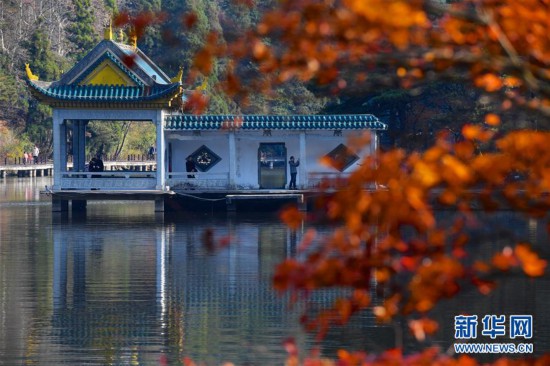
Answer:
top-left (164, 114), bottom-right (387, 130)
top-left (27, 82), bottom-right (181, 102)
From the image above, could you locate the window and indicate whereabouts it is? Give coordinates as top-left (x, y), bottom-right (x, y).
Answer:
top-left (189, 145), bottom-right (221, 172)
top-left (324, 144), bottom-right (359, 172)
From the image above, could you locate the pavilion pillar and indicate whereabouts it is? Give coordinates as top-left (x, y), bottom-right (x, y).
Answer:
top-left (52, 111), bottom-right (68, 190)
top-left (72, 120), bottom-right (87, 172)
top-left (299, 131), bottom-right (307, 189)
top-left (228, 131), bottom-right (236, 189)
top-left (155, 110), bottom-right (166, 190)
top-left (370, 130), bottom-right (378, 153)
top-left (369, 131), bottom-right (379, 190)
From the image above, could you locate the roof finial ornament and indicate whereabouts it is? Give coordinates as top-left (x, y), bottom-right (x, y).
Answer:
top-left (171, 67), bottom-right (184, 83)
top-left (104, 20), bottom-right (113, 40)
top-left (130, 34), bottom-right (138, 49)
top-left (118, 29), bottom-right (125, 43)
top-left (25, 63), bottom-right (38, 81)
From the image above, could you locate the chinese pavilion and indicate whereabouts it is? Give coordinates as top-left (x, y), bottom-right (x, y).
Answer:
top-left (26, 28), bottom-right (387, 213)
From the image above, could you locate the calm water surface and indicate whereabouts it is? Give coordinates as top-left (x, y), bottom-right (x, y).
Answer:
top-left (1, 176), bottom-right (549, 365)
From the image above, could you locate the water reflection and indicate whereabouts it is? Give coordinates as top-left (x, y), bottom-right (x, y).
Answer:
top-left (1, 206), bottom-right (311, 365)
top-left (1, 177), bottom-right (550, 364)
top-left (0, 176), bottom-right (50, 202)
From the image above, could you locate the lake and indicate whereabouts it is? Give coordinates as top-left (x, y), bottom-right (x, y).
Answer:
top-left (1, 176), bottom-right (549, 364)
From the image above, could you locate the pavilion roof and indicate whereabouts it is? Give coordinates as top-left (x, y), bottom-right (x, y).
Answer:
top-left (164, 114), bottom-right (387, 130)
top-left (26, 38), bottom-right (182, 108)
top-left (27, 82), bottom-right (181, 102)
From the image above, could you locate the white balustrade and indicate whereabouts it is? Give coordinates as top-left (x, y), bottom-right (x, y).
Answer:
top-left (166, 172), bottom-right (230, 190)
top-left (60, 171), bottom-right (157, 190)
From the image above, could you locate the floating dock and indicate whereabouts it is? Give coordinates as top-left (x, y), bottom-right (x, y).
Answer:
top-left (167, 189), bottom-right (309, 213)
top-left (46, 188), bottom-right (311, 215)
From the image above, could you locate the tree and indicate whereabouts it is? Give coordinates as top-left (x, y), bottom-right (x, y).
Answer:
top-left (25, 23), bottom-right (63, 80)
top-left (359, 81), bottom-right (485, 150)
top-left (24, 23), bottom-right (67, 158)
top-left (68, 0), bottom-right (98, 61)
top-left (0, 69), bottom-right (28, 128)
top-left (120, 0), bottom-right (550, 363)
top-left (115, 0), bottom-right (327, 115)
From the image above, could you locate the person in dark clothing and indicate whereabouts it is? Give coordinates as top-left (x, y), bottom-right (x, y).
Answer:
top-left (186, 156), bottom-right (197, 178)
top-left (148, 145), bottom-right (156, 160)
top-left (288, 156), bottom-right (300, 190)
top-left (89, 154), bottom-right (104, 178)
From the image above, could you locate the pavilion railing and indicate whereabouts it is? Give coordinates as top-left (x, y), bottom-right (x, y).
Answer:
top-left (166, 172), bottom-right (230, 190)
top-left (60, 171), bottom-right (157, 190)
top-left (167, 171), bottom-right (353, 190)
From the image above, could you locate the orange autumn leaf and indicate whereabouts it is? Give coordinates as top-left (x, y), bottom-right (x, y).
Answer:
top-left (491, 247), bottom-right (517, 271)
top-left (400, 256), bottom-right (419, 271)
top-left (474, 73), bottom-right (503, 92)
top-left (485, 113), bottom-right (501, 126)
top-left (182, 12), bottom-right (198, 29)
top-left (351, 290), bottom-right (371, 308)
top-left (121, 53), bottom-right (136, 69)
top-left (462, 125), bottom-right (494, 141)
top-left (473, 261), bottom-right (491, 273)
top-left (455, 354), bottom-right (478, 366)
top-left (471, 277), bottom-right (497, 295)
top-left (193, 48), bottom-right (214, 74)
top-left (374, 267), bottom-right (392, 283)
top-left (373, 294), bottom-right (401, 323)
top-left (335, 298), bottom-right (353, 323)
top-left (182, 357), bottom-right (196, 366)
top-left (441, 155), bottom-right (473, 184)
top-left (113, 11), bottom-right (131, 28)
top-left (279, 206), bottom-right (305, 230)
top-left (515, 243), bottom-right (547, 277)
top-left (283, 337), bottom-right (298, 357)
top-left (183, 91), bottom-right (209, 115)
top-left (503, 76), bottom-right (522, 88)
top-left (408, 318), bottom-right (439, 341)
top-left (319, 155), bottom-right (346, 171)
top-left (412, 160), bottom-right (440, 187)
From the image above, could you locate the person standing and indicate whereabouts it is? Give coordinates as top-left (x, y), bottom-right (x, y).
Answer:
top-left (148, 145), bottom-right (156, 160)
top-left (288, 156), bottom-right (300, 190)
top-left (88, 153), bottom-right (104, 178)
top-left (23, 152), bottom-right (28, 165)
top-left (32, 145), bottom-right (39, 164)
top-left (186, 156), bottom-right (197, 178)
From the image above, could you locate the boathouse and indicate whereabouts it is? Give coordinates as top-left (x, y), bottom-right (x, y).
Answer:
top-left (26, 28), bottom-right (387, 212)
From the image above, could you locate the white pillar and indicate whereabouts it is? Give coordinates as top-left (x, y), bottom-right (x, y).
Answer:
top-left (52, 110), bottom-right (66, 190)
top-left (370, 131), bottom-right (379, 190)
top-left (371, 130), bottom-right (379, 154)
top-left (299, 131), bottom-right (307, 188)
top-left (156, 110), bottom-right (166, 190)
top-left (228, 131), bottom-right (236, 188)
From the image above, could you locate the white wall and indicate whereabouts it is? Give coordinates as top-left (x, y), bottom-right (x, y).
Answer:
top-left (305, 130), bottom-right (373, 173)
top-left (166, 129), bottom-right (374, 188)
top-left (167, 131), bottom-right (229, 174)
